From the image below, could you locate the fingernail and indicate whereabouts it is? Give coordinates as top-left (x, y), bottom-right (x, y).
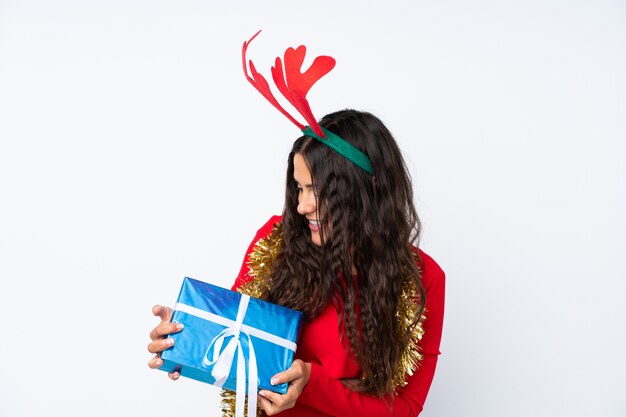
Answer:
top-left (259, 391), bottom-right (266, 397)
top-left (166, 338), bottom-right (175, 346)
top-left (176, 323), bottom-right (184, 330)
top-left (155, 359), bottom-right (162, 366)
top-left (270, 377), bottom-right (279, 385)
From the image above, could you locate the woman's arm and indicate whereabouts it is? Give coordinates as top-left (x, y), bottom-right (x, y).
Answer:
top-left (264, 252), bottom-right (445, 417)
top-left (297, 351), bottom-right (440, 417)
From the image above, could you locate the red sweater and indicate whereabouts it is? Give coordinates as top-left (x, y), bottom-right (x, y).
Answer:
top-left (232, 216), bottom-right (445, 417)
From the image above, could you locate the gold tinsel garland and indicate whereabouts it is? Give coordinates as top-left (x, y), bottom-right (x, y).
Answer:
top-left (393, 270), bottom-right (426, 389)
top-left (220, 223), bottom-right (425, 416)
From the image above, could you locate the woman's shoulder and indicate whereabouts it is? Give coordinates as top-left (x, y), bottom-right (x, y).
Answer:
top-left (415, 248), bottom-right (446, 290)
top-left (252, 215), bottom-right (282, 240)
top-left (232, 215), bottom-right (282, 292)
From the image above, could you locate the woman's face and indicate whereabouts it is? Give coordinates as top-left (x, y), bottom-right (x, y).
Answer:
top-left (293, 153), bottom-right (322, 246)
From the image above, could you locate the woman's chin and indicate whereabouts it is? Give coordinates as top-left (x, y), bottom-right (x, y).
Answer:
top-left (311, 231), bottom-right (322, 246)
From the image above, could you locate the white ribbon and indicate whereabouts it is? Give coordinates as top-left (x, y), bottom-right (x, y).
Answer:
top-left (174, 297), bottom-right (296, 417)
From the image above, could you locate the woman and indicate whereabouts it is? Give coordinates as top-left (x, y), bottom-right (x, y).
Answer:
top-left (148, 109), bottom-right (445, 417)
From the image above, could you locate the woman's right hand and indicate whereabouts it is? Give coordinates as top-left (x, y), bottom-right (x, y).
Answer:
top-left (147, 304), bottom-right (184, 380)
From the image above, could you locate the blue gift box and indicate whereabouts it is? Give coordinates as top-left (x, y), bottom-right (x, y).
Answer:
top-left (160, 277), bottom-right (302, 397)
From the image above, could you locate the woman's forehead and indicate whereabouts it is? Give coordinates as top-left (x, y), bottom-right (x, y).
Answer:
top-left (293, 154), bottom-right (313, 184)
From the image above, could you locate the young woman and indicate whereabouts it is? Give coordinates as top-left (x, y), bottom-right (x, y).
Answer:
top-left (148, 109), bottom-right (445, 417)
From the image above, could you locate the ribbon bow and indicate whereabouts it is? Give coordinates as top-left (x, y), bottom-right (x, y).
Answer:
top-left (202, 295), bottom-right (258, 417)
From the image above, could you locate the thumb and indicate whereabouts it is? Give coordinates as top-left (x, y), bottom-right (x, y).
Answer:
top-left (152, 305), bottom-right (173, 323)
top-left (271, 360), bottom-right (304, 385)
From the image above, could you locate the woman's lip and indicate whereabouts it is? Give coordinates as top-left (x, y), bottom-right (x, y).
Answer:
top-left (307, 219), bottom-right (320, 231)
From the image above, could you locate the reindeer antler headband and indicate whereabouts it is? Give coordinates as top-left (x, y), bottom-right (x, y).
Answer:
top-left (242, 30), bottom-right (374, 175)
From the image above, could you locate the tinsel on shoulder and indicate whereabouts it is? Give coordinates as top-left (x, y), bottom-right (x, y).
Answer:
top-left (220, 221), bottom-right (425, 416)
top-left (393, 254), bottom-right (426, 389)
top-left (237, 221), bottom-right (283, 299)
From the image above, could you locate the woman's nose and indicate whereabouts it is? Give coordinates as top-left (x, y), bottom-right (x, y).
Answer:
top-left (297, 191), bottom-right (316, 215)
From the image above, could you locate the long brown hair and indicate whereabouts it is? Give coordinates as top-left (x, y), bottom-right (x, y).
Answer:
top-left (266, 109), bottom-right (425, 397)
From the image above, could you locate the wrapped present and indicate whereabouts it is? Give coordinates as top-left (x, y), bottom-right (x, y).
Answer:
top-left (160, 277), bottom-right (302, 417)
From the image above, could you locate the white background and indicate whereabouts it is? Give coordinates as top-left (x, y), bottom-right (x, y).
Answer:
top-left (1, 1), bottom-right (624, 416)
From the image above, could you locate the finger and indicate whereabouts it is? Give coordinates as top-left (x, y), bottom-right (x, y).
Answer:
top-left (149, 322), bottom-right (184, 341)
top-left (258, 390), bottom-right (289, 408)
top-left (148, 355), bottom-right (164, 369)
top-left (258, 392), bottom-right (288, 416)
top-left (152, 305), bottom-right (173, 323)
top-left (257, 394), bottom-right (274, 415)
top-left (168, 371), bottom-right (180, 380)
top-left (147, 336), bottom-right (175, 354)
top-left (271, 363), bottom-right (304, 385)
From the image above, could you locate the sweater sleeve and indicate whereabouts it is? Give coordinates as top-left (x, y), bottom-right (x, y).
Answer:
top-left (231, 215), bottom-right (282, 292)
top-left (297, 250), bottom-right (446, 417)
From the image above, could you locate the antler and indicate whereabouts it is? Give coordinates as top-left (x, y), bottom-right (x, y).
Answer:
top-left (242, 30), bottom-right (303, 129)
top-left (242, 30), bottom-right (336, 137)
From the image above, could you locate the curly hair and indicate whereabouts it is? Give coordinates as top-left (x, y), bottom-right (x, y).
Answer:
top-left (265, 109), bottom-right (426, 397)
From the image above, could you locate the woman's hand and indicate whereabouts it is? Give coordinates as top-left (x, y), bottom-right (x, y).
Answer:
top-left (147, 304), bottom-right (184, 380)
top-left (257, 359), bottom-right (311, 416)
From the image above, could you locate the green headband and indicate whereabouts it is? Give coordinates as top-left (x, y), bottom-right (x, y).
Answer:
top-left (301, 126), bottom-right (374, 175)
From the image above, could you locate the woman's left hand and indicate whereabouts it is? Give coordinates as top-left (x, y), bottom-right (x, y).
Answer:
top-left (257, 359), bottom-right (311, 416)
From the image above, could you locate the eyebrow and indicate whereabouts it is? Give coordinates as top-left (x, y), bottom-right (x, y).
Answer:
top-left (294, 178), bottom-right (313, 188)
